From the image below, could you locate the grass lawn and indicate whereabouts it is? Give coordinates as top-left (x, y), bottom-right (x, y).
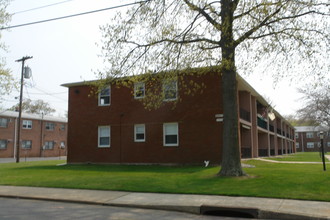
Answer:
top-left (0, 155), bottom-right (330, 202)
top-left (267, 152), bottom-right (329, 162)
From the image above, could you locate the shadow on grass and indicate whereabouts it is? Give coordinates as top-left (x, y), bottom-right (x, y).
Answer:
top-left (11, 163), bottom-right (211, 174)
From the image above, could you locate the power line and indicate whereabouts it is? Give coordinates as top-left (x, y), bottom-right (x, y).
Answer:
top-left (13, 0), bottom-right (75, 15)
top-left (1, 0), bottom-right (151, 30)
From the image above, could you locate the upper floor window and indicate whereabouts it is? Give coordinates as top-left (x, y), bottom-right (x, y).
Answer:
top-left (163, 80), bottom-right (177, 101)
top-left (98, 126), bottom-right (110, 148)
top-left (46, 122), bottom-right (55, 130)
top-left (99, 87), bottom-right (110, 106)
top-left (0, 118), bottom-right (9, 127)
top-left (0, 140), bottom-right (7, 149)
top-left (295, 133), bottom-right (299, 139)
top-left (306, 132), bottom-right (314, 138)
top-left (134, 124), bottom-right (145, 142)
top-left (163, 123), bottom-right (179, 146)
top-left (22, 120), bottom-right (32, 129)
top-left (134, 82), bottom-right (145, 99)
top-left (22, 140), bottom-right (32, 149)
top-left (60, 124), bottom-right (66, 131)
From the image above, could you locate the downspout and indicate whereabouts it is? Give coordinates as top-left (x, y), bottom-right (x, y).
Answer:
top-left (13, 117), bottom-right (18, 159)
top-left (39, 113), bottom-right (44, 157)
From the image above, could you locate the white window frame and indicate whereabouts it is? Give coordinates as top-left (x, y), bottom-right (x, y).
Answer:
top-left (44, 141), bottom-right (55, 150)
top-left (0, 118), bottom-right (8, 127)
top-left (306, 142), bottom-right (314, 148)
top-left (22, 140), bottom-right (32, 149)
top-left (98, 86), bottom-right (111, 106)
top-left (134, 82), bottom-right (145, 99)
top-left (98, 126), bottom-right (110, 148)
top-left (295, 142), bottom-right (299, 148)
top-left (22, 120), bottom-right (32, 129)
top-left (45, 122), bottom-right (55, 130)
top-left (163, 80), bottom-right (177, 101)
top-left (0, 139), bottom-right (7, 149)
top-left (306, 132), bottom-right (314, 138)
top-left (163, 123), bottom-right (179, 147)
top-left (134, 124), bottom-right (145, 142)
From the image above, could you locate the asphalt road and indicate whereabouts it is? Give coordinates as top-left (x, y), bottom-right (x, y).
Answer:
top-left (0, 197), bottom-right (252, 220)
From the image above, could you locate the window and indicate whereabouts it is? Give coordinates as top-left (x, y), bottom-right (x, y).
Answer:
top-left (98, 126), bottom-right (110, 148)
top-left (295, 133), bottom-right (299, 139)
top-left (46, 122), bottom-right (55, 130)
top-left (22, 120), bottom-right (32, 129)
top-left (0, 118), bottom-right (9, 127)
top-left (134, 124), bottom-right (145, 142)
top-left (60, 141), bottom-right (65, 149)
top-left (163, 80), bottom-right (177, 101)
top-left (134, 82), bottom-right (145, 99)
top-left (44, 141), bottom-right (55, 150)
top-left (307, 142), bottom-right (314, 148)
top-left (0, 140), bottom-right (7, 149)
top-left (99, 87), bottom-right (110, 106)
top-left (306, 132), bottom-right (314, 138)
top-left (295, 142), bottom-right (299, 148)
top-left (163, 123), bottom-right (179, 146)
top-left (60, 124), bottom-right (66, 131)
top-left (327, 142), bottom-right (330, 147)
top-left (22, 140), bottom-right (32, 149)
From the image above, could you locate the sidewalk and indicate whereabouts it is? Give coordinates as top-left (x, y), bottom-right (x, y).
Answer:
top-left (0, 185), bottom-right (329, 219)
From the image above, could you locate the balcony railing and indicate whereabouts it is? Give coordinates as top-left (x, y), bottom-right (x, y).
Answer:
top-left (257, 117), bottom-right (268, 130)
top-left (239, 108), bottom-right (250, 122)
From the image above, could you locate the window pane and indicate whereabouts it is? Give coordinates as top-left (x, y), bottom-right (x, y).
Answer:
top-left (136, 133), bottom-right (145, 140)
top-left (100, 137), bottom-right (110, 145)
top-left (0, 140), bottom-right (7, 149)
top-left (165, 135), bottom-right (177, 144)
top-left (165, 124), bottom-right (178, 135)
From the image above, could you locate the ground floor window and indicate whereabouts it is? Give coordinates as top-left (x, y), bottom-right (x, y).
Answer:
top-left (163, 123), bottom-right (179, 146)
top-left (0, 140), bottom-right (7, 149)
top-left (22, 140), bottom-right (32, 149)
top-left (306, 142), bottom-right (314, 148)
top-left (295, 143), bottom-right (299, 148)
top-left (44, 141), bottom-right (55, 150)
top-left (98, 126), bottom-right (110, 148)
top-left (134, 124), bottom-right (145, 142)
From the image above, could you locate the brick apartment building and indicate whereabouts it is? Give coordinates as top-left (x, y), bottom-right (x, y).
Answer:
top-left (0, 110), bottom-right (67, 158)
top-left (295, 126), bottom-right (329, 153)
top-left (62, 69), bottom-right (295, 165)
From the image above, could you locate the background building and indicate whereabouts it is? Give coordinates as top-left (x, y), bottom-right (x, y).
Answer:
top-left (0, 110), bottom-right (67, 158)
top-left (295, 126), bottom-right (329, 153)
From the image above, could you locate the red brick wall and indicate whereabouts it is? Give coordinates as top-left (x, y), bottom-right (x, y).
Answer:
top-left (0, 116), bottom-right (67, 158)
top-left (67, 72), bottom-right (224, 165)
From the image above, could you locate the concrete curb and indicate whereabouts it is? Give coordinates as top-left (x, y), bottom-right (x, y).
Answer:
top-left (0, 186), bottom-right (329, 220)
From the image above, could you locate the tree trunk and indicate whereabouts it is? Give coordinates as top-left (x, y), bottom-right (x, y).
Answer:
top-left (218, 0), bottom-right (244, 176)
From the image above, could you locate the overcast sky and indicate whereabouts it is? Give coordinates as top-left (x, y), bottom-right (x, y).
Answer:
top-left (1, 0), bottom-right (304, 117)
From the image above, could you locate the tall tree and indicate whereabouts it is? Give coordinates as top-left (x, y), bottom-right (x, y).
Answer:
top-left (297, 83), bottom-right (330, 128)
top-left (0, 0), bottom-right (15, 101)
top-left (9, 98), bottom-right (56, 115)
top-left (99, 0), bottom-right (329, 176)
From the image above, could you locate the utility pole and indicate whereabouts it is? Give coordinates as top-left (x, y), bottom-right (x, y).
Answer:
top-left (15, 56), bottom-right (33, 163)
